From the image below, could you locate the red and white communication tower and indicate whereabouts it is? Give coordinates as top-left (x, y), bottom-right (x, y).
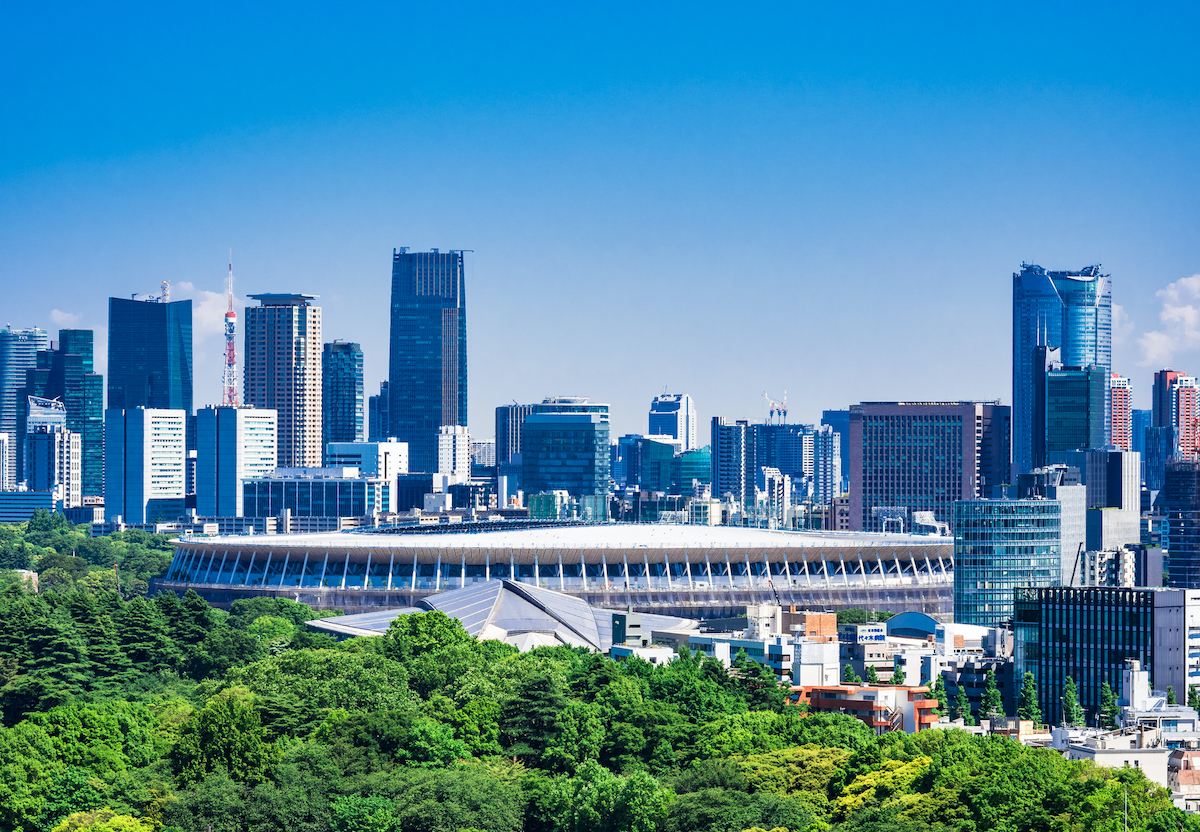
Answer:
top-left (222, 250), bottom-right (239, 406)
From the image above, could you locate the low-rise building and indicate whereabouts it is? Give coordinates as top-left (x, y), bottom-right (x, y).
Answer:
top-left (790, 683), bottom-right (939, 734)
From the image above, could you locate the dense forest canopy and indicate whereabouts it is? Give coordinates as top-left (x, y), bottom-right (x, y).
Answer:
top-left (0, 514), bottom-right (1193, 832)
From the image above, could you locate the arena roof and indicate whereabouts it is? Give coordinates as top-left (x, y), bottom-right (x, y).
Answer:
top-left (178, 523), bottom-right (948, 551)
top-left (305, 578), bottom-right (698, 651)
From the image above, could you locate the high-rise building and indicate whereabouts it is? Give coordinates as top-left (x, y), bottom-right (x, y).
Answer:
top-left (244, 294), bottom-right (323, 468)
top-left (495, 398), bottom-right (609, 465)
top-left (1013, 264), bottom-right (1112, 478)
top-left (711, 418), bottom-right (755, 507)
top-left (388, 248), bottom-right (467, 473)
top-left (0, 434), bottom-right (9, 490)
top-left (25, 424), bottom-right (81, 509)
top-left (195, 406), bottom-right (278, 517)
top-left (368, 381), bottom-right (389, 442)
top-left (821, 410), bottom-right (851, 494)
top-left (1153, 370), bottom-right (1200, 457)
top-left (671, 446), bottom-right (712, 495)
top-left (104, 408), bottom-right (187, 523)
top-left (1132, 409), bottom-right (1152, 457)
top-left (107, 295), bottom-right (193, 445)
top-left (1016, 465), bottom-right (1087, 584)
top-left (15, 330), bottom-right (104, 496)
top-left (812, 424), bottom-right (842, 506)
top-left (617, 434), bottom-right (677, 492)
top-left (0, 326), bottom-right (49, 488)
top-left (1110, 373), bottom-right (1132, 452)
top-left (437, 425), bottom-right (471, 487)
top-left (521, 413), bottom-right (610, 497)
top-left (326, 440), bottom-right (408, 482)
top-left (954, 498), bottom-right (1061, 627)
top-left (1036, 360), bottom-right (1107, 465)
top-left (1166, 460), bottom-right (1200, 589)
top-left (849, 401), bottom-right (1011, 532)
top-left (648, 393), bottom-right (696, 451)
top-left (322, 341), bottom-right (364, 462)
top-left (1014, 587), bottom-right (1198, 727)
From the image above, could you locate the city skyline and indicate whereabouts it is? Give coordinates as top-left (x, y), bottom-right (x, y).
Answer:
top-left (4, 7), bottom-right (1200, 442)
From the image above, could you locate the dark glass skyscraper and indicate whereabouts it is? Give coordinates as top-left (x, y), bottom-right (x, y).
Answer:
top-left (322, 341), bottom-right (364, 462)
top-left (16, 330), bottom-right (104, 495)
top-left (107, 297), bottom-right (193, 444)
top-left (1166, 459), bottom-right (1200, 589)
top-left (1013, 264), bottom-right (1111, 478)
top-left (388, 249), bottom-right (466, 473)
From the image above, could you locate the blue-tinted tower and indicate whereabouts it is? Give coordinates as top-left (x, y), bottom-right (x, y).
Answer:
top-left (388, 249), bottom-right (467, 473)
top-left (1013, 264), bottom-right (1111, 479)
top-left (107, 296), bottom-right (193, 445)
top-left (322, 341), bottom-right (364, 462)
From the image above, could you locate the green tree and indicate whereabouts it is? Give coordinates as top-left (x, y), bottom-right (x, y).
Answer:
top-left (383, 610), bottom-right (472, 662)
top-left (50, 808), bottom-right (154, 832)
top-left (1062, 675), bottom-right (1086, 726)
top-left (330, 795), bottom-right (397, 832)
top-left (891, 666), bottom-right (905, 686)
top-left (1168, 685), bottom-right (1177, 705)
top-left (1099, 680), bottom-right (1119, 729)
top-left (930, 674), bottom-right (948, 714)
top-left (1188, 684), bottom-right (1199, 711)
top-left (500, 670), bottom-right (568, 767)
top-left (1017, 671), bottom-right (1041, 723)
top-left (173, 688), bottom-right (276, 787)
top-left (952, 685), bottom-right (974, 725)
top-left (842, 664), bottom-right (862, 685)
top-left (865, 665), bottom-right (879, 685)
top-left (979, 669), bottom-right (1005, 721)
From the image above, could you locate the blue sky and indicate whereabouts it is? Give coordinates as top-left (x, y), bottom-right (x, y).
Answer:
top-left (3, 2), bottom-right (1199, 439)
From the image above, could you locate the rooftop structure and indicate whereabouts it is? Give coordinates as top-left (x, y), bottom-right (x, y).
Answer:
top-left (304, 578), bottom-right (697, 652)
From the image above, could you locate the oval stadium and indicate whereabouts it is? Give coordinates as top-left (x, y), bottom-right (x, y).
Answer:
top-left (157, 522), bottom-right (954, 617)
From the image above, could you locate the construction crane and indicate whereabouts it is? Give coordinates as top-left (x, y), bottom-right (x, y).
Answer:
top-left (763, 389), bottom-right (788, 424)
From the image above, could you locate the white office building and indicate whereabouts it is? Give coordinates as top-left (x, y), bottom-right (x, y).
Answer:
top-left (25, 425), bottom-right (81, 508)
top-left (105, 408), bottom-right (187, 523)
top-left (196, 406), bottom-right (278, 517)
top-left (326, 439), bottom-right (408, 482)
top-left (437, 425), bottom-right (471, 488)
top-left (649, 393), bottom-right (696, 451)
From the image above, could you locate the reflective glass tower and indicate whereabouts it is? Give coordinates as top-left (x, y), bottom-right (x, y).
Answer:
top-left (388, 248), bottom-right (467, 473)
top-left (954, 498), bottom-right (1061, 627)
top-left (0, 327), bottom-right (49, 487)
top-left (322, 340), bottom-right (364, 462)
top-left (107, 296), bottom-right (193, 445)
top-left (16, 330), bottom-right (104, 496)
top-left (1012, 264), bottom-right (1111, 478)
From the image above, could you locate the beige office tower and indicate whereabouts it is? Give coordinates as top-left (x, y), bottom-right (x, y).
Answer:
top-left (244, 294), bottom-right (323, 468)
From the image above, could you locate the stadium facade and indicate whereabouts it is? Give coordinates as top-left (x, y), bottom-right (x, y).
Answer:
top-left (158, 523), bottom-right (954, 617)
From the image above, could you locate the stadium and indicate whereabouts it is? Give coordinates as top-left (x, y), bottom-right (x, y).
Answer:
top-left (157, 522), bottom-right (954, 617)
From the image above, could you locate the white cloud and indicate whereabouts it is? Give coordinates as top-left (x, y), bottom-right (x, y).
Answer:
top-left (49, 309), bottom-right (81, 326)
top-left (171, 280), bottom-right (238, 339)
top-left (1111, 303), bottom-right (1134, 348)
top-left (1138, 274), bottom-right (1200, 367)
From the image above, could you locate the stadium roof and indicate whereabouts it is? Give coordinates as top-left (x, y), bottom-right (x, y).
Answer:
top-left (306, 578), bottom-right (698, 651)
top-left (182, 523), bottom-right (946, 551)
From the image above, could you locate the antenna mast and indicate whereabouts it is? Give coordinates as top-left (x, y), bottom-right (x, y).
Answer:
top-left (222, 250), bottom-right (239, 406)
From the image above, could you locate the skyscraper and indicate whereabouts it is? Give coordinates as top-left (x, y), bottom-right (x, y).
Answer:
top-left (0, 326), bottom-right (49, 487)
top-left (1036, 362), bottom-right (1107, 465)
top-left (1012, 264), bottom-right (1111, 478)
top-left (954, 498), bottom-right (1061, 627)
top-left (1153, 370), bottom-right (1199, 456)
top-left (1166, 459), bottom-right (1200, 589)
top-left (322, 340), bottom-right (364, 462)
top-left (16, 330), bottom-right (103, 496)
top-left (711, 418), bottom-right (755, 507)
top-left (104, 407), bottom-right (187, 523)
top-left (107, 295), bottom-right (193, 443)
top-left (495, 397), bottom-right (609, 465)
top-left (388, 248), bottom-right (467, 473)
top-left (244, 294), bottom-right (323, 468)
top-left (649, 393), bottom-right (696, 451)
top-left (1110, 373), bottom-right (1132, 452)
top-left (368, 381), bottom-right (389, 442)
top-left (520, 413), bottom-right (610, 498)
top-left (196, 406), bottom-right (278, 517)
top-left (849, 401), bottom-right (1011, 532)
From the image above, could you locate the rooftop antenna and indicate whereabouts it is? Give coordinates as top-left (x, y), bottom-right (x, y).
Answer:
top-left (222, 250), bottom-right (239, 406)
